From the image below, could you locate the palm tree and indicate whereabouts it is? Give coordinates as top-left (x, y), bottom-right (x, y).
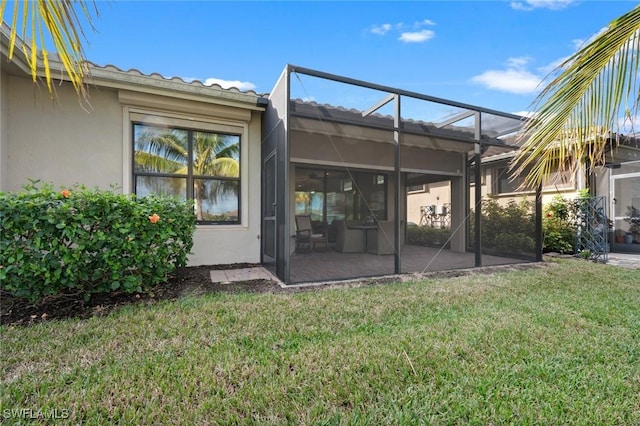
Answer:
top-left (511, 5), bottom-right (640, 188)
top-left (0, 0), bottom-right (97, 99)
top-left (134, 128), bottom-right (240, 221)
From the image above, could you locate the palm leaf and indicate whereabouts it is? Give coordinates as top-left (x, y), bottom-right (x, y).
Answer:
top-left (511, 5), bottom-right (640, 188)
top-left (193, 133), bottom-right (240, 177)
top-left (1, 0), bottom-right (97, 100)
top-left (135, 132), bottom-right (188, 173)
top-left (134, 152), bottom-right (185, 174)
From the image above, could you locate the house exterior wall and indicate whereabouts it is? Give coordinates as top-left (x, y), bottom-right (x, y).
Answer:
top-left (3, 74), bottom-right (123, 191)
top-left (0, 63), bottom-right (7, 189)
top-left (1, 72), bottom-right (263, 266)
top-left (189, 109), bottom-right (262, 266)
top-left (406, 181), bottom-right (451, 225)
top-left (406, 164), bottom-right (583, 225)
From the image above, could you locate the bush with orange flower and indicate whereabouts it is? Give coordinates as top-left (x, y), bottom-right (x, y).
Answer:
top-left (0, 181), bottom-right (195, 302)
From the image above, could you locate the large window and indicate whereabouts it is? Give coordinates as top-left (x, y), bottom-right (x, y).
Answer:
top-left (294, 167), bottom-right (387, 225)
top-left (133, 123), bottom-right (241, 224)
top-left (494, 167), bottom-right (574, 194)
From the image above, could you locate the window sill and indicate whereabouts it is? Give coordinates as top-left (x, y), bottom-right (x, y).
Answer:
top-left (195, 224), bottom-right (248, 231)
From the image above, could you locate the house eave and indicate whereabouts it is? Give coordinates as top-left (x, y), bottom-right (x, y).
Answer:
top-left (0, 22), bottom-right (267, 111)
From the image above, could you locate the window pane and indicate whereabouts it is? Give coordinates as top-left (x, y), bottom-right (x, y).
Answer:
top-left (497, 167), bottom-right (525, 193)
top-left (135, 176), bottom-right (187, 200)
top-left (134, 124), bottom-right (188, 174)
top-left (194, 179), bottom-right (239, 222)
top-left (193, 132), bottom-right (240, 178)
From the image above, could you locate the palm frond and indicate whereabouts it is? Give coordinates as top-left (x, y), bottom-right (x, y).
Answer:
top-left (2, 0), bottom-right (98, 100)
top-left (511, 5), bottom-right (640, 187)
top-left (214, 136), bottom-right (240, 160)
top-left (212, 157), bottom-right (240, 178)
top-left (193, 133), bottom-right (240, 177)
top-left (135, 132), bottom-right (188, 172)
top-left (134, 152), bottom-right (185, 174)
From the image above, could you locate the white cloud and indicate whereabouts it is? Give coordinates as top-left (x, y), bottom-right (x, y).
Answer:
top-left (511, 0), bottom-right (575, 11)
top-left (203, 77), bottom-right (256, 91)
top-left (506, 56), bottom-right (533, 68)
top-left (421, 19), bottom-right (436, 26)
top-left (371, 23), bottom-right (392, 35)
top-left (472, 69), bottom-right (542, 94)
top-left (471, 56), bottom-right (542, 95)
top-left (399, 29), bottom-right (435, 43)
top-left (370, 19), bottom-right (436, 43)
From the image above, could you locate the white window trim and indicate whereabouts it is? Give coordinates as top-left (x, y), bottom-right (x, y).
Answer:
top-left (122, 106), bottom-right (250, 228)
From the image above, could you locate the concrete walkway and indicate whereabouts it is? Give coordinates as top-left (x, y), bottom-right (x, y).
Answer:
top-left (607, 253), bottom-right (640, 269)
top-left (210, 267), bottom-right (282, 285)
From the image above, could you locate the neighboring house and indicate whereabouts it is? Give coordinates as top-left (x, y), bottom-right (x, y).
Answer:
top-left (407, 135), bottom-right (640, 254)
top-left (407, 152), bottom-right (581, 227)
top-left (1, 28), bottom-right (544, 284)
top-left (592, 137), bottom-right (640, 253)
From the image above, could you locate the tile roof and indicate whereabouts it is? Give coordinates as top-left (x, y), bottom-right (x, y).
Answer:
top-left (86, 61), bottom-right (266, 97)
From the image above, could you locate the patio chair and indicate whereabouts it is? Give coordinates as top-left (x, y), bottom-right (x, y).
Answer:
top-left (295, 215), bottom-right (328, 252)
top-left (366, 221), bottom-right (396, 255)
top-left (335, 220), bottom-right (365, 253)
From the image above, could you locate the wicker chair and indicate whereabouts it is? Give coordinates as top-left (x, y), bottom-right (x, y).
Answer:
top-left (295, 215), bottom-right (328, 252)
top-left (335, 220), bottom-right (365, 253)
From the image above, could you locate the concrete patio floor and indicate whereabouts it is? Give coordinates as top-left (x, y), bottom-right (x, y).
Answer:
top-left (289, 244), bottom-right (532, 283)
top-left (207, 249), bottom-right (638, 287)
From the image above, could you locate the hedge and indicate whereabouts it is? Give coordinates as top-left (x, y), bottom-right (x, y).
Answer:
top-left (0, 183), bottom-right (195, 302)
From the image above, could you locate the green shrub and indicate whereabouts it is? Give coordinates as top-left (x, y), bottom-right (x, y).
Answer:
top-left (543, 196), bottom-right (575, 254)
top-left (0, 183), bottom-right (195, 302)
top-left (472, 198), bottom-right (536, 257)
top-left (406, 226), bottom-right (451, 248)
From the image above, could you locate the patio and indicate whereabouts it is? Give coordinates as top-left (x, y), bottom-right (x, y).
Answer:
top-left (262, 65), bottom-right (541, 285)
top-left (290, 244), bottom-right (527, 283)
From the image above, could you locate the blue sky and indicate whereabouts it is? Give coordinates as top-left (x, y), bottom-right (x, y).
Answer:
top-left (15, 0), bottom-right (638, 115)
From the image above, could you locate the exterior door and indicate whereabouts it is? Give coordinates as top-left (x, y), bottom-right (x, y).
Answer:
top-left (262, 152), bottom-right (277, 271)
top-left (611, 161), bottom-right (640, 247)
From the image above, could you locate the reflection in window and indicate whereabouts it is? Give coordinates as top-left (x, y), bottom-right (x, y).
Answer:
top-left (496, 167), bottom-right (526, 194)
top-left (133, 123), bottom-right (241, 224)
top-left (135, 176), bottom-right (187, 200)
top-left (295, 167), bottom-right (387, 226)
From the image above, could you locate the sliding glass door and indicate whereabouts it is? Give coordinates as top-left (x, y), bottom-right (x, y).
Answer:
top-left (295, 166), bottom-right (387, 233)
top-left (612, 160), bottom-right (640, 245)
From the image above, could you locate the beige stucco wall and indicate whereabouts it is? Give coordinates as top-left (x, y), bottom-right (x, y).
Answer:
top-left (3, 74), bottom-right (123, 191)
top-left (0, 63), bottom-right (7, 189)
top-left (2, 73), bottom-right (263, 266)
top-left (406, 181), bottom-right (451, 225)
top-left (189, 109), bottom-right (262, 266)
top-left (407, 165), bottom-right (585, 225)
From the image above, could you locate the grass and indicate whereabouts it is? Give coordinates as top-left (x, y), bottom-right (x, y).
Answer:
top-left (1, 259), bottom-right (639, 425)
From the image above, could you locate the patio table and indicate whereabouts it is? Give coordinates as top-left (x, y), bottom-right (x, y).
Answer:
top-left (348, 224), bottom-right (378, 253)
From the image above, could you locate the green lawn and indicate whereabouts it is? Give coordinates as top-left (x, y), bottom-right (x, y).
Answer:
top-left (1, 259), bottom-right (639, 425)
